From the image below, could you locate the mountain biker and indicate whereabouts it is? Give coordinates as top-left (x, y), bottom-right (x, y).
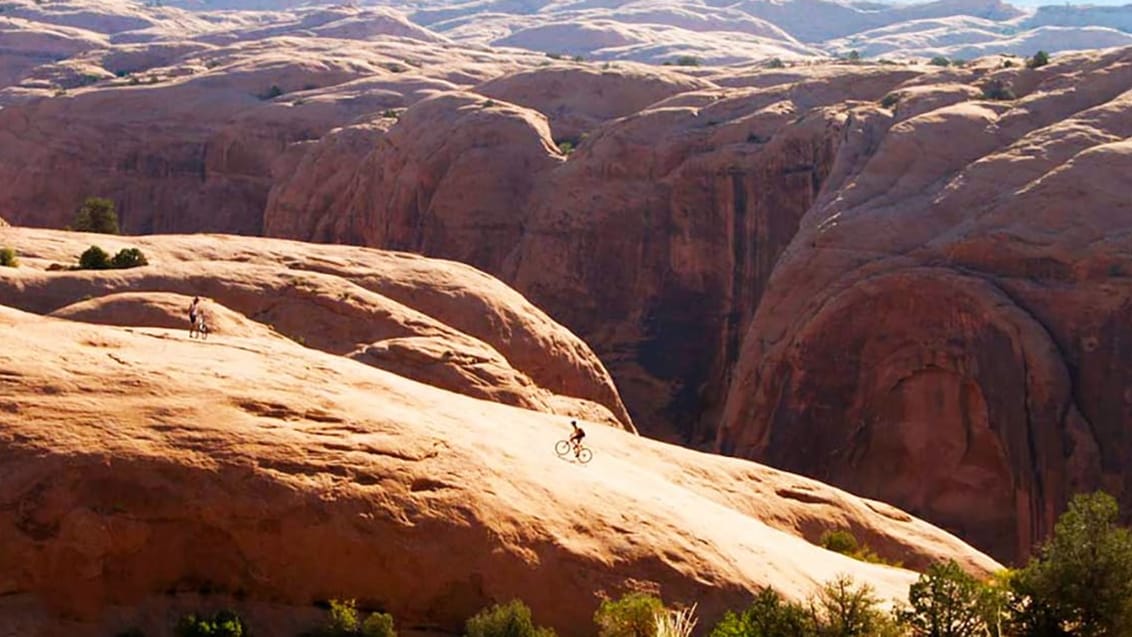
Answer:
top-left (568, 419), bottom-right (586, 453)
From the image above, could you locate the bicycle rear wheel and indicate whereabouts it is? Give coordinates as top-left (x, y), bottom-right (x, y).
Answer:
top-left (576, 448), bottom-right (593, 464)
top-left (555, 440), bottom-right (572, 456)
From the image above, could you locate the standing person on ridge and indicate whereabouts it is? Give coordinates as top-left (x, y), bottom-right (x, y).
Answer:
top-left (188, 296), bottom-right (201, 338)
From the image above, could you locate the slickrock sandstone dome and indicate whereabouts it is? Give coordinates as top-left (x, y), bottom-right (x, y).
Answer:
top-left (5, 0), bottom-right (1132, 567)
top-left (0, 228), bottom-right (633, 429)
top-left (0, 228), bottom-right (998, 635)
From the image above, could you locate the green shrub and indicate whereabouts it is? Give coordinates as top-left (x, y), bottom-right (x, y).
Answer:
top-left (820, 530), bottom-right (859, 555)
top-left (898, 560), bottom-right (1004, 636)
top-left (73, 196), bottom-right (119, 234)
top-left (708, 588), bottom-right (816, 637)
top-left (307, 599), bottom-right (396, 637)
top-left (111, 247), bottom-right (148, 268)
top-left (929, 56), bottom-right (951, 67)
top-left (811, 575), bottom-right (899, 637)
top-left (595, 592), bottom-right (665, 637)
top-left (79, 245), bottom-right (111, 270)
top-left (981, 79), bottom-right (1016, 101)
top-left (361, 611), bottom-right (395, 637)
top-left (0, 246), bottom-right (17, 267)
top-left (1027, 50), bottom-right (1050, 69)
top-left (673, 55), bottom-right (701, 67)
top-left (328, 598), bottom-right (360, 634)
top-left (174, 610), bottom-right (246, 637)
top-left (556, 140), bottom-right (575, 155)
top-left (766, 57), bottom-right (786, 69)
top-left (880, 92), bottom-right (901, 109)
top-left (466, 599), bottom-right (555, 637)
top-left (1009, 491), bottom-right (1132, 636)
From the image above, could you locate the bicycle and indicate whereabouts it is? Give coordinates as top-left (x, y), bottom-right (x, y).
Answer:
top-left (555, 439), bottom-right (593, 464)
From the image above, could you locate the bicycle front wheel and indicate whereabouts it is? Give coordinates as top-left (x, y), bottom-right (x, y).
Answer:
top-left (576, 448), bottom-right (593, 464)
top-left (555, 440), bottom-right (572, 456)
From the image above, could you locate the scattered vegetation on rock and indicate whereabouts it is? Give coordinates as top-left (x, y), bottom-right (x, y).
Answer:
top-left (466, 600), bottom-right (556, 637)
top-left (306, 599), bottom-right (397, 637)
top-left (174, 610), bottom-right (246, 637)
top-left (0, 246), bottom-right (17, 267)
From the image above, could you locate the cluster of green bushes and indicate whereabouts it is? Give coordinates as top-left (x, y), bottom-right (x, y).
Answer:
top-left (64, 197), bottom-right (149, 269)
top-left (164, 491), bottom-right (1132, 637)
top-left (77, 245), bottom-right (148, 270)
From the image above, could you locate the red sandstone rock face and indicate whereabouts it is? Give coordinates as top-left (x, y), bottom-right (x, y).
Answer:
top-left (718, 47), bottom-right (1132, 562)
top-left (266, 90), bottom-right (563, 271)
top-left (0, 228), bottom-right (1000, 636)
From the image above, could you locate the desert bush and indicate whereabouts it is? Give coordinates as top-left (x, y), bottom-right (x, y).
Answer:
top-left (1027, 50), bottom-right (1050, 69)
top-left (1009, 491), bottom-right (1132, 636)
top-left (981, 79), bottom-right (1016, 101)
top-left (556, 140), bottom-right (575, 155)
top-left (174, 610), bottom-right (246, 637)
top-left (0, 246), bottom-right (17, 267)
top-left (820, 530), bottom-right (859, 555)
top-left (308, 600), bottom-right (396, 637)
top-left (466, 599), bottom-right (555, 637)
top-left (75, 246), bottom-right (148, 270)
top-left (79, 245), bottom-right (112, 270)
top-left (766, 57), bottom-right (786, 69)
top-left (595, 592), bottom-right (666, 637)
top-left (880, 92), bottom-right (901, 108)
top-left (73, 196), bottom-right (119, 234)
top-left (812, 575), bottom-right (900, 637)
top-left (929, 56), bottom-right (950, 67)
top-left (898, 560), bottom-right (1005, 636)
top-left (673, 55), bottom-right (701, 67)
top-left (361, 612), bottom-right (395, 637)
top-left (260, 84), bottom-right (284, 100)
top-left (709, 588), bottom-right (816, 637)
top-left (111, 247), bottom-right (148, 268)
